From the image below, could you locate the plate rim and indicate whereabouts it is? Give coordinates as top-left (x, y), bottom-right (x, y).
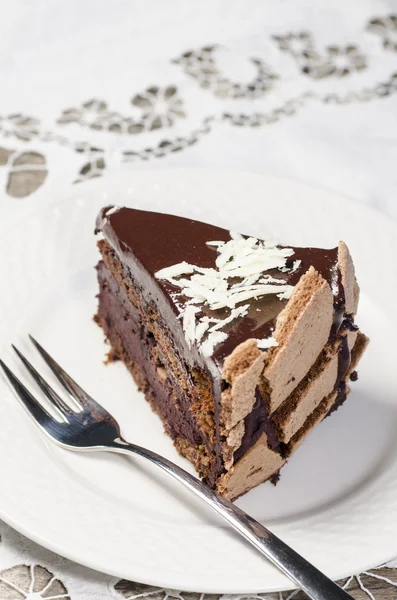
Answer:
top-left (1, 168), bottom-right (397, 593)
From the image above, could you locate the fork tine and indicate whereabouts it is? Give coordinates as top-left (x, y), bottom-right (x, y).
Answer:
top-left (0, 358), bottom-right (55, 424)
top-left (12, 345), bottom-right (74, 421)
top-left (29, 334), bottom-right (91, 410)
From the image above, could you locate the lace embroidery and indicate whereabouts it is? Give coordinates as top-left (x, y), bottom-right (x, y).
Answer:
top-left (0, 14), bottom-right (396, 196)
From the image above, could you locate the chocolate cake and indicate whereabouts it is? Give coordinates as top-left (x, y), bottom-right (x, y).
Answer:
top-left (95, 206), bottom-right (368, 500)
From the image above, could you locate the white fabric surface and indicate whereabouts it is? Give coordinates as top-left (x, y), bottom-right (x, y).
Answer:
top-left (1, 1), bottom-right (397, 598)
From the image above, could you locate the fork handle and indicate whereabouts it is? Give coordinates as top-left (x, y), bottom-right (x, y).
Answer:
top-left (109, 439), bottom-right (352, 600)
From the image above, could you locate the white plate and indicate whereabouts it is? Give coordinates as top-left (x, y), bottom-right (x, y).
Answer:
top-left (1, 169), bottom-right (397, 594)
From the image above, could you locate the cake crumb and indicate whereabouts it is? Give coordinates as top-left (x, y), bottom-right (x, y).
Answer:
top-left (105, 348), bottom-right (120, 364)
top-left (270, 471), bottom-right (281, 485)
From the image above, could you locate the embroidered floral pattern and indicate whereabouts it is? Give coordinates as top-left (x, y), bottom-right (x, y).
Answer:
top-left (114, 579), bottom-right (220, 600)
top-left (0, 114), bottom-right (39, 141)
top-left (132, 85), bottom-right (186, 129)
top-left (121, 116), bottom-right (214, 162)
top-left (74, 141), bottom-right (104, 154)
top-left (75, 155), bottom-right (106, 183)
top-left (58, 87), bottom-right (185, 134)
top-left (340, 569), bottom-right (397, 599)
top-left (115, 569), bottom-right (397, 600)
top-left (57, 98), bottom-right (132, 133)
top-left (0, 16), bottom-right (396, 196)
top-left (57, 98), bottom-right (109, 126)
top-left (272, 31), bottom-right (314, 58)
top-left (173, 45), bottom-right (278, 99)
top-left (272, 32), bottom-right (367, 78)
top-left (282, 569), bottom-right (397, 599)
top-left (0, 147), bottom-right (48, 197)
top-left (112, 569), bottom-right (397, 600)
top-left (301, 44), bottom-right (367, 78)
top-left (323, 71), bottom-right (397, 104)
top-left (0, 564), bottom-right (70, 599)
top-left (223, 92), bottom-right (314, 127)
top-left (0, 146), bottom-right (13, 166)
top-left (367, 14), bottom-right (397, 52)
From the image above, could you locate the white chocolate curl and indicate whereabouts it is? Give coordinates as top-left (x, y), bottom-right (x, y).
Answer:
top-left (155, 233), bottom-right (296, 357)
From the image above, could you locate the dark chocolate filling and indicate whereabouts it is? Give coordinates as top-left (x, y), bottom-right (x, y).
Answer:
top-left (336, 335), bottom-right (351, 386)
top-left (234, 387), bottom-right (281, 463)
top-left (326, 382), bottom-right (348, 417)
top-left (97, 260), bottom-right (210, 452)
top-left (335, 314), bottom-right (359, 387)
top-left (331, 268), bottom-right (345, 335)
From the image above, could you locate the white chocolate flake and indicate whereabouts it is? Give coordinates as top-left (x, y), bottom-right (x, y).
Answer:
top-left (256, 337), bottom-right (279, 349)
top-left (155, 261), bottom-right (195, 280)
top-left (106, 205), bottom-right (121, 217)
top-left (208, 304), bottom-right (249, 333)
top-left (200, 331), bottom-right (228, 357)
top-left (182, 305), bottom-right (201, 345)
top-left (291, 259), bottom-right (302, 273)
top-left (209, 283), bottom-right (294, 310)
top-left (277, 287), bottom-right (294, 300)
top-left (195, 317), bottom-right (212, 342)
top-left (259, 274), bottom-right (286, 284)
top-left (206, 240), bottom-right (224, 247)
top-left (155, 231), bottom-right (297, 357)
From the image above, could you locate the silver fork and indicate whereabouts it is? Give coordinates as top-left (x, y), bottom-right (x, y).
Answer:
top-left (0, 335), bottom-right (353, 600)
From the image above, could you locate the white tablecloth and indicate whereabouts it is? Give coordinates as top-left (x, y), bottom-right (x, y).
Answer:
top-left (1, 1), bottom-right (397, 598)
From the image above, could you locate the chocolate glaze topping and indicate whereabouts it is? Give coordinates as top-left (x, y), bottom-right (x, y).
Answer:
top-left (96, 207), bottom-right (345, 374)
top-left (96, 207), bottom-right (230, 377)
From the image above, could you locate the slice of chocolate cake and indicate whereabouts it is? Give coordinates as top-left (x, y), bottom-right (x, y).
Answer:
top-left (95, 207), bottom-right (368, 500)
